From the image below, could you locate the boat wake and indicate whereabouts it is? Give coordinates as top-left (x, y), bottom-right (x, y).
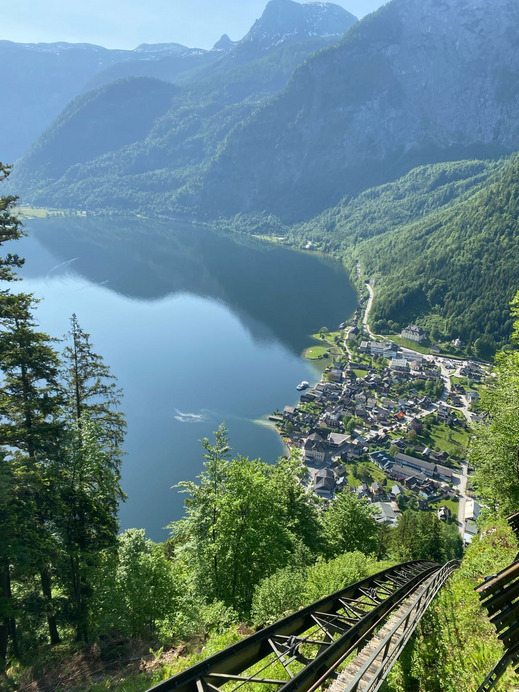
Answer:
top-left (173, 408), bottom-right (208, 424)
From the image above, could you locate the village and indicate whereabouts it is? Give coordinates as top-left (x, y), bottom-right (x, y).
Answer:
top-left (271, 305), bottom-right (489, 545)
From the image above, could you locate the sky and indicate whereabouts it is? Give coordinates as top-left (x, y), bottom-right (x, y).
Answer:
top-left (2, 0), bottom-right (386, 50)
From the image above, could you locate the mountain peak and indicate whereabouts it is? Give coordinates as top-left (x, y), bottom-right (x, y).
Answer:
top-left (240, 0), bottom-right (357, 52)
top-left (212, 34), bottom-right (236, 51)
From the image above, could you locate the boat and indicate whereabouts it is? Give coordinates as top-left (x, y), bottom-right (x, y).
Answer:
top-left (296, 381), bottom-right (310, 391)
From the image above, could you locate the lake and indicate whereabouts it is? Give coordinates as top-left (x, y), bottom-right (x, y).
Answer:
top-left (16, 216), bottom-right (357, 541)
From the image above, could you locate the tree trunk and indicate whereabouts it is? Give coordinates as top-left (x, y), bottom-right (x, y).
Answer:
top-left (0, 558), bottom-right (18, 664)
top-left (40, 567), bottom-right (60, 645)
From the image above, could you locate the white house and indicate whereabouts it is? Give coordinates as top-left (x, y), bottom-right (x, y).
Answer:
top-left (401, 325), bottom-right (427, 343)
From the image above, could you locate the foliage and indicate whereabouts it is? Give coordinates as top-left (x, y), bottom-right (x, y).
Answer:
top-left (251, 551), bottom-right (393, 628)
top-left (470, 291), bottom-right (519, 513)
top-left (322, 491), bottom-right (379, 558)
top-left (0, 168), bottom-right (126, 668)
top-left (251, 566), bottom-right (307, 626)
top-left (389, 511), bottom-right (463, 564)
top-left (170, 428), bottom-right (321, 616)
top-left (286, 156), bottom-right (518, 351)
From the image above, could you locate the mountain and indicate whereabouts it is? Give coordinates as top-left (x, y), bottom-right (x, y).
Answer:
top-left (13, 0), bottom-right (519, 221)
top-left (0, 39), bottom-right (211, 162)
top-left (11, 0), bottom-right (359, 210)
top-left (282, 154), bottom-right (519, 352)
top-left (194, 0), bottom-right (519, 220)
top-left (235, 0), bottom-right (357, 59)
top-left (23, 78), bottom-right (177, 182)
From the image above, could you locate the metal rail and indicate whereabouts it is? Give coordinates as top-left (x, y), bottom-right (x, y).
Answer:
top-left (147, 561), bottom-right (438, 692)
top-left (328, 560), bottom-right (459, 692)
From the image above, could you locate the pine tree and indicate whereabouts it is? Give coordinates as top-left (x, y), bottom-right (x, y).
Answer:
top-left (62, 314), bottom-right (125, 457)
top-left (0, 163), bottom-right (24, 283)
top-left (58, 314), bottom-right (126, 641)
top-left (54, 419), bottom-right (125, 642)
top-left (0, 167), bottom-right (64, 664)
top-left (0, 292), bottom-right (65, 654)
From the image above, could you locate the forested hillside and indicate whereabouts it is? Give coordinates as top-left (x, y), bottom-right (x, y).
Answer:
top-left (284, 155), bottom-right (519, 352)
top-left (11, 0), bottom-right (357, 210)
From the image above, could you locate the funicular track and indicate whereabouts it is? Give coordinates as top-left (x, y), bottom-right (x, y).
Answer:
top-left (148, 559), bottom-right (458, 692)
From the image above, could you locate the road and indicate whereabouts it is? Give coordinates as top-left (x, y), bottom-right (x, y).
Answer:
top-left (363, 281), bottom-right (376, 339)
top-left (454, 462), bottom-right (469, 537)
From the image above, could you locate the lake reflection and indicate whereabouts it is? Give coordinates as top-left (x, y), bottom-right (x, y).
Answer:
top-left (18, 216), bottom-right (357, 540)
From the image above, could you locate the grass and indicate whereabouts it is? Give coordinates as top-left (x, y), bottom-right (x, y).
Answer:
top-left (451, 376), bottom-right (487, 394)
top-left (305, 331), bottom-right (345, 362)
top-left (304, 346), bottom-right (329, 360)
top-left (414, 417), bottom-right (470, 464)
top-left (387, 518), bottom-right (519, 691)
top-left (15, 206), bottom-right (87, 219)
top-left (428, 497), bottom-right (459, 516)
top-left (386, 334), bottom-right (432, 355)
top-left (15, 205), bottom-right (53, 218)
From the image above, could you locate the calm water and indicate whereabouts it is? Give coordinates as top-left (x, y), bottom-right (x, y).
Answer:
top-left (17, 216), bottom-right (357, 541)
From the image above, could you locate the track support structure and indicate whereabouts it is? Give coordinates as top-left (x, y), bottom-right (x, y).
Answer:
top-left (147, 560), bottom-right (456, 692)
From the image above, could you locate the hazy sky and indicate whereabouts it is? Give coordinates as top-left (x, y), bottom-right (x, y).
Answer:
top-left (2, 0), bottom-right (386, 50)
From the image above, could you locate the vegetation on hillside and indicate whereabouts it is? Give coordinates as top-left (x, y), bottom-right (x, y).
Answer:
top-left (384, 518), bottom-right (519, 692)
top-left (282, 155), bottom-right (518, 353)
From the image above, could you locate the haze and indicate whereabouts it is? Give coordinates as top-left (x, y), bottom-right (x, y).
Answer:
top-left (2, 0), bottom-right (386, 50)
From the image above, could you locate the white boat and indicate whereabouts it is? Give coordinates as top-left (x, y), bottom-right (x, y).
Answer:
top-left (296, 380), bottom-right (310, 391)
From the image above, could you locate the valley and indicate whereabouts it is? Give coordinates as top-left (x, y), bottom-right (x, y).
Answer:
top-left (2, 0), bottom-right (519, 689)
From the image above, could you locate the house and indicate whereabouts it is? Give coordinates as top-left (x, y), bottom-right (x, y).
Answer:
top-left (370, 481), bottom-right (384, 499)
top-left (328, 368), bottom-right (343, 383)
top-left (437, 404), bottom-right (456, 424)
top-left (314, 468), bottom-right (336, 497)
top-left (390, 484), bottom-right (402, 500)
top-left (322, 407), bottom-right (344, 428)
top-left (370, 450), bottom-right (395, 468)
top-left (434, 464), bottom-right (454, 482)
top-left (343, 442), bottom-right (363, 460)
top-left (437, 506), bottom-right (451, 522)
top-left (390, 359), bottom-right (409, 372)
top-left (467, 391), bottom-right (480, 403)
top-left (395, 452), bottom-right (436, 477)
top-left (465, 498), bottom-right (481, 522)
top-left (388, 465), bottom-right (427, 485)
top-left (356, 483), bottom-right (369, 499)
top-left (373, 502), bottom-right (398, 526)
top-left (408, 417), bottom-right (423, 432)
top-left (283, 405), bottom-right (295, 417)
top-left (401, 325), bottom-right (427, 343)
top-left (401, 350), bottom-right (424, 363)
top-left (328, 432), bottom-right (350, 451)
top-left (355, 405), bottom-right (368, 418)
top-left (303, 432), bottom-right (328, 464)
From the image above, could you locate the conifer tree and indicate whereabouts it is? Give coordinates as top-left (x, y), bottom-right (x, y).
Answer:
top-left (62, 314), bottom-right (125, 456)
top-left (58, 314), bottom-right (126, 641)
top-left (0, 165), bottom-right (64, 663)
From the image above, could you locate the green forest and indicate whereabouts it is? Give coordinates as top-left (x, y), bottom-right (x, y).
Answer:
top-left (276, 155), bottom-right (519, 355)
